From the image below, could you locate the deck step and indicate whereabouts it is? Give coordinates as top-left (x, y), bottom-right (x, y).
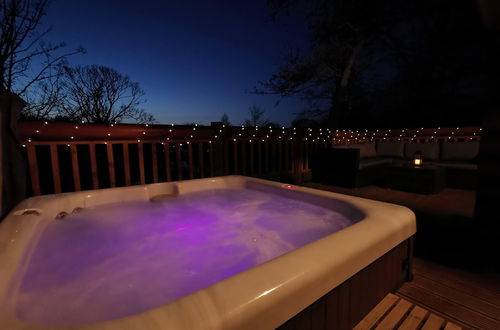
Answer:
top-left (354, 293), bottom-right (462, 330)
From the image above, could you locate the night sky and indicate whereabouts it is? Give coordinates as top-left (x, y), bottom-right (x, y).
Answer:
top-left (42, 0), bottom-right (308, 125)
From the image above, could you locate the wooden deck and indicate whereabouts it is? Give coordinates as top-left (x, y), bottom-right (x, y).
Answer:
top-left (397, 259), bottom-right (500, 330)
top-left (354, 293), bottom-right (462, 330)
top-left (301, 182), bottom-right (500, 329)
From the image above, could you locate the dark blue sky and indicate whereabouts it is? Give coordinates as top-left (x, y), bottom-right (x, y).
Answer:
top-left (42, 0), bottom-right (309, 125)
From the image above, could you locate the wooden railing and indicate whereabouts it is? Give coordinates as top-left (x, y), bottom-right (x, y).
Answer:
top-left (19, 122), bottom-right (327, 196)
top-left (17, 122), bottom-right (481, 196)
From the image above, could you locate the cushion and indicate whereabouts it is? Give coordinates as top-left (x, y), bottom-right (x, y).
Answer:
top-left (334, 143), bottom-right (376, 159)
top-left (376, 141), bottom-right (404, 158)
top-left (441, 141), bottom-right (479, 161)
top-left (433, 161), bottom-right (478, 170)
top-left (405, 142), bottom-right (440, 160)
top-left (358, 157), bottom-right (394, 169)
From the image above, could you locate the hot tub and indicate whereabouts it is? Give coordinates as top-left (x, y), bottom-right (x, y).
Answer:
top-left (0, 176), bottom-right (415, 330)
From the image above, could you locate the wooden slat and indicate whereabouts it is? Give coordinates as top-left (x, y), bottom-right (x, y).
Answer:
top-left (399, 305), bottom-right (429, 330)
top-left (209, 142), bottom-right (214, 177)
top-left (26, 145), bottom-right (41, 196)
top-left (249, 141), bottom-right (254, 175)
top-left (163, 143), bottom-right (171, 181)
top-left (304, 141), bottom-right (309, 170)
top-left (257, 141), bottom-right (262, 175)
top-left (278, 141), bottom-right (282, 172)
top-left (89, 143), bottom-right (99, 189)
top-left (224, 140), bottom-right (229, 175)
top-left (198, 142), bottom-right (205, 178)
top-left (138, 142), bottom-right (145, 185)
top-left (241, 140), bottom-right (247, 175)
top-left (49, 144), bottom-right (61, 194)
top-left (188, 142), bottom-right (194, 179)
top-left (151, 143), bottom-right (158, 183)
top-left (353, 293), bottom-right (399, 330)
top-left (421, 314), bottom-right (446, 330)
top-left (176, 142), bottom-right (182, 180)
top-left (444, 322), bottom-right (462, 330)
top-left (70, 145), bottom-right (80, 191)
top-left (374, 298), bottom-right (412, 329)
top-left (233, 140), bottom-right (238, 174)
top-left (123, 144), bottom-right (131, 186)
top-left (264, 140), bottom-right (269, 173)
top-left (106, 143), bottom-right (115, 187)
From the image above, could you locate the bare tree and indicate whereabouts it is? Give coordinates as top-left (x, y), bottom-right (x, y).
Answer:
top-left (220, 113), bottom-right (231, 126)
top-left (244, 105), bottom-right (269, 127)
top-left (61, 65), bottom-right (155, 124)
top-left (0, 0), bottom-right (83, 97)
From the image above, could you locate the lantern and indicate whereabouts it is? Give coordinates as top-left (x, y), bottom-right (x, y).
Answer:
top-left (413, 151), bottom-right (422, 167)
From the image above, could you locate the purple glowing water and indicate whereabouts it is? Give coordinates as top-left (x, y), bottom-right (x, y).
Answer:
top-left (16, 188), bottom-right (354, 326)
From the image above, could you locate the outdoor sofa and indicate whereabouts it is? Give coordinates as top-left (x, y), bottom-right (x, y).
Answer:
top-left (310, 140), bottom-right (479, 189)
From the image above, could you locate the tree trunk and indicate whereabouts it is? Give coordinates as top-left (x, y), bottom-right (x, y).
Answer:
top-left (328, 42), bottom-right (364, 128)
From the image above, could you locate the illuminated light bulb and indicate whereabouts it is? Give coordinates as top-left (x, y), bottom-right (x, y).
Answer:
top-left (167, 138), bottom-right (170, 140)
top-left (266, 135), bottom-right (269, 138)
top-left (107, 133), bottom-right (111, 136)
top-left (137, 139), bottom-right (141, 142)
top-left (75, 126), bottom-right (79, 129)
top-left (171, 124), bottom-right (174, 126)
top-left (215, 135), bottom-right (218, 138)
top-left (145, 124), bottom-right (148, 127)
top-left (111, 124), bottom-right (114, 127)
top-left (249, 139), bottom-right (252, 143)
top-left (239, 133), bottom-right (242, 136)
top-left (22, 144), bottom-right (26, 148)
top-left (28, 139), bottom-right (32, 142)
top-left (161, 142), bottom-right (164, 145)
top-left (190, 135), bottom-right (193, 138)
top-left (44, 121), bottom-right (48, 125)
top-left (187, 142), bottom-right (190, 144)
top-left (104, 142), bottom-right (108, 145)
top-left (81, 121), bottom-right (84, 124)
top-left (219, 129), bottom-right (222, 132)
top-left (195, 124), bottom-right (198, 126)
top-left (143, 132), bottom-right (146, 135)
top-left (169, 129), bottom-right (172, 132)
top-left (193, 127), bottom-right (196, 131)
top-left (70, 136), bottom-right (74, 139)
top-left (35, 130), bottom-right (40, 133)
top-left (233, 138), bottom-right (236, 142)
top-left (209, 141), bottom-right (212, 143)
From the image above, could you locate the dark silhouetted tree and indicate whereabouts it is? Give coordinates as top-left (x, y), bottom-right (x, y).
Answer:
top-left (0, 0), bottom-right (83, 99)
top-left (244, 105), bottom-right (270, 127)
top-left (220, 113), bottom-right (231, 126)
top-left (61, 65), bottom-right (155, 124)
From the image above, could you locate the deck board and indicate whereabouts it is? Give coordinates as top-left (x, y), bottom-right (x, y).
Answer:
top-left (354, 294), bottom-right (462, 330)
